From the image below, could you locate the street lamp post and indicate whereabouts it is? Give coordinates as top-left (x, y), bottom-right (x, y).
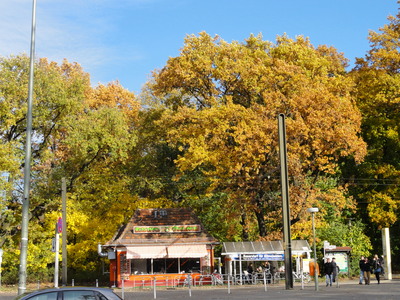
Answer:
top-left (307, 207), bottom-right (319, 291)
top-left (18, 0), bottom-right (37, 295)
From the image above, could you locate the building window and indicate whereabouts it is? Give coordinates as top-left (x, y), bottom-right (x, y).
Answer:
top-left (127, 258), bottom-right (201, 274)
top-left (180, 258), bottom-right (200, 273)
top-left (120, 253), bottom-right (130, 276)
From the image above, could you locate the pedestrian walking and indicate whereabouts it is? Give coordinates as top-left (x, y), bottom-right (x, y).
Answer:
top-left (373, 254), bottom-right (383, 284)
top-left (332, 257), bottom-right (339, 283)
top-left (359, 256), bottom-right (365, 285)
top-left (362, 257), bottom-right (372, 285)
top-left (324, 257), bottom-right (334, 287)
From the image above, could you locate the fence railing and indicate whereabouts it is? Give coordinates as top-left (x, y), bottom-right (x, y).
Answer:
top-left (109, 271), bottom-right (313, 290)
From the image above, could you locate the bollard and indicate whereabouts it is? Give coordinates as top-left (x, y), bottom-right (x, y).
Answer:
top-left (336, 272), bottom-right (340, 288)
top-left (188, 274), bottom-right (192, 297)
top-left (72, 279), bottom-right (74, 287)
top-left (121, 279), bottom-right (124, 299)
top-left (96, 279), bottom-right (98, 287)
top-left (37, 280), bottom-right (40, 290)
top-left (263, 271), bottom-right (267, 292)
top-left (153, 277), bottom-right (157, 299)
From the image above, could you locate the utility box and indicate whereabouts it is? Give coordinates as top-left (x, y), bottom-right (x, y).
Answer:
top-left (108, 251), bottom-right (116, 260)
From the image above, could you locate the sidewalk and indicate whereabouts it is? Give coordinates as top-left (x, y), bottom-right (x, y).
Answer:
top-left (112, 278), bottom-right (400, 300)
top-left (1, 278), bottom-right (399, 300)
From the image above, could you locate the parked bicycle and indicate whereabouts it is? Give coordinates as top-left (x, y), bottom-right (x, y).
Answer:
top-left (273, 271), bottom-right (283, 283)
top-left (292, 271), bottom-right (311, 283)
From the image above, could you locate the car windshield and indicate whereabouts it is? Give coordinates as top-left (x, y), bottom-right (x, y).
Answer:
top-left (14, 291), bottom-right (58, 300)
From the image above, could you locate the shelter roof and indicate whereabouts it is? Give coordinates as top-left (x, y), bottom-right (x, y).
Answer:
top-left (222, 240), bottom-right (311, 255)
top-left (325, 246), bottom-right (352, 252)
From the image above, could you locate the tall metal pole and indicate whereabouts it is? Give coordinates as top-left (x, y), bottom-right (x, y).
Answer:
top-left (61, 178), bottom-right (67, 286)
top-left (18, 0), bottom-right (37, 295)
top-left (278, 113), bottom-right (293, 289)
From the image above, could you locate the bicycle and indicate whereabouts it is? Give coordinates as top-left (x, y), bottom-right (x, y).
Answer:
top-left (292, 271), bottom-right (311, 283)
top-left (273, 271), bottom-right (282, 284)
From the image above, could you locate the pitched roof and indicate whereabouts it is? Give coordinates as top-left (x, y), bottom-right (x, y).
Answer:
top-left (105, 208), bottom-right (218, 246)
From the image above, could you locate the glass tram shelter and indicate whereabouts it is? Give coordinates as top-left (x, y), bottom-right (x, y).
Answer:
top-left (222, 240), bottom-right (311, 282)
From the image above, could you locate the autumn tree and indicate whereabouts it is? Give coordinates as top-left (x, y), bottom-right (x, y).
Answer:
top-left (147, 32), bottom-right (366, 240)
top-left (0, 54), bottom-right (91, 281)
top-left (0, 55), bottom-right (142, 282)
top-left (44, 80), bottom-right (143, 276)
top-left (350, 5), bottom-right (400, 250)
top-left (0, 55), bottom-right (90, 241)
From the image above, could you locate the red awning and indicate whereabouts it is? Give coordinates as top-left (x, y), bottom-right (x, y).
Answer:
top-left (167, 245), bottom-right (208, 258)
top-left (126, 246), bottom-right (167, 259)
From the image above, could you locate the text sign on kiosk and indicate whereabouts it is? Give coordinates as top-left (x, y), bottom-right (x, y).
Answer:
top-left (233, 253), bottom-right (284, 261)
top-left (133, 224), bottom-right (201, 233)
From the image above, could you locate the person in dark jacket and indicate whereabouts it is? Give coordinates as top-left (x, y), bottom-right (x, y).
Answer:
top-left (324, 258), bottom-right (334, 287)
top-left (247, 263), bottom-right (254, 274)
top-left (332, 257), bottom-right (340, 283)
top-left (373, 254), bottom-right (383, 284)
top-left (362, 257), bottom-right (372, 285)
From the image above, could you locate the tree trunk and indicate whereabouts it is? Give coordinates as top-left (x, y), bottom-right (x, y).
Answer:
top-left (240, 212), bottom-right (249, 241)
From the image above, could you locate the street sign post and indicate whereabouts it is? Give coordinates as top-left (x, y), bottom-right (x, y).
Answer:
top-left (54, 219), bottom-right (61, 287)
top-left (57, 217), bottom-right (62, 233)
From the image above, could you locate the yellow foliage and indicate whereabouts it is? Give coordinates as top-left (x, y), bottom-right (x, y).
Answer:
top-left (366, 191), bottom-right (398, 228)
top-left (86, 81), bottom-right (139, 122)
top-left (150, 32), bottom-right (366, 239)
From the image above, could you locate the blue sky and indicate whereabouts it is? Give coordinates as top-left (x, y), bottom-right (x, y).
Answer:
top-left (0, 0), bottom-right (398, 94)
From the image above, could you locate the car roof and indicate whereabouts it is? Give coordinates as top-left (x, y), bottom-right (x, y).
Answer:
top-left (16, 287), bottom-right (121, 300)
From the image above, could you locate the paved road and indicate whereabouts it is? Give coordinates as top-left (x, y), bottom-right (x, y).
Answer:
top-left (1, 279), bottom-right (399, 300)
top-left (114, 279), bottom-right (400, 300)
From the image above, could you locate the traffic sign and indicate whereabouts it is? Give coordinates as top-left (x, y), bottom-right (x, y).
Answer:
top-left (57, 217), bottom-right (62, 233)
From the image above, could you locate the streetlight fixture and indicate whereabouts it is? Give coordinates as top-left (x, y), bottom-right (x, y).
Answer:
top-left (307, 207), bottom-right (319, 291)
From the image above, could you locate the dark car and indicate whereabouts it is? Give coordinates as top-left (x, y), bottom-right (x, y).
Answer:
top-left (15, 287), bottom-right (122, 300)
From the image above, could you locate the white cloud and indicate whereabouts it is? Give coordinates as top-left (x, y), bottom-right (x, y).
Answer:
top-left (0, 1), bottom-right (145, 76)
top-left (0, 1), bottom-right (32, 56)
top-left (0, 0), bottom-right (185, 91)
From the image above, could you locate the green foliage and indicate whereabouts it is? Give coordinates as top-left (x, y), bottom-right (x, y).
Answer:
top-left (183, 192), bottom-right (245, 242)
top-left (318, 220), bottom-right (372, 276)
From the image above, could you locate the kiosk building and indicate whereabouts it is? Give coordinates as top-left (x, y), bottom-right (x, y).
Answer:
top-left (100, 208), bottom-right (218, 287)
